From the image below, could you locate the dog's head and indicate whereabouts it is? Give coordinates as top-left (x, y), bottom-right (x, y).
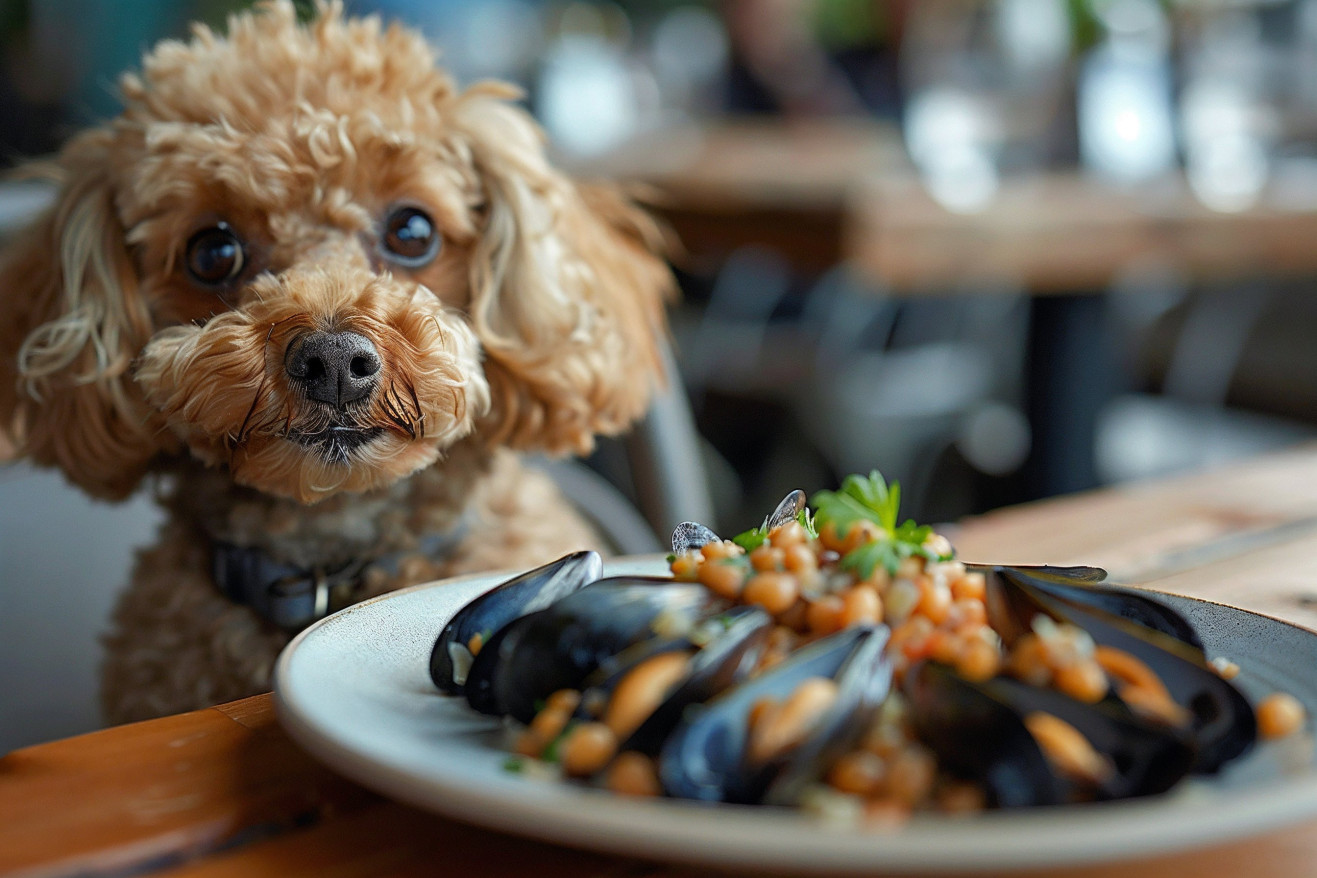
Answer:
top-left (0, 2), bottom-right (671, 503)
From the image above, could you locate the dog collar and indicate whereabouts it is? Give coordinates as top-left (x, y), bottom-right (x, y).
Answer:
top-left (211, 516), bottom-right (471, 632)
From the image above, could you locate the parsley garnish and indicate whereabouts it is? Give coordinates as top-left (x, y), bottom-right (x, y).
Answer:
top-left (811, 471), bottom-right (950, 579)
top-left (732, 527), bottom-right (768, 551)
top-left (503, 756), bottom-right (525, 773)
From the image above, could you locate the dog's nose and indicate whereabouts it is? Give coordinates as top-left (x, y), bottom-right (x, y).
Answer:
top-left (285, 330), bottom-right (381, 407)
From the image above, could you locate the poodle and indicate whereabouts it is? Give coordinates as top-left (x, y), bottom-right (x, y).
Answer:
top-left (0, 2), bottom-right (673, 724)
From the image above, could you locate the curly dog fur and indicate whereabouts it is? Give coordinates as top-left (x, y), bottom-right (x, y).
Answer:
top-left (0, 2), bottom-right (672, 723)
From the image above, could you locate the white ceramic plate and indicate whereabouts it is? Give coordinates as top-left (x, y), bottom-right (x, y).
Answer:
top-left (275, 557), bottom-right (1317, 874)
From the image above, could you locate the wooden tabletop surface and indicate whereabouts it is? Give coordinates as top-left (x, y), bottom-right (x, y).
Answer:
top-left (8, 445), bottom-right (1317, 878)
top-left (582, 118), bottom-right (1317, 290)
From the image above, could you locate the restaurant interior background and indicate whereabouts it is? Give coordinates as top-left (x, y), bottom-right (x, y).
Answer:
top-left (5, 0), bottom-right (1317, 750)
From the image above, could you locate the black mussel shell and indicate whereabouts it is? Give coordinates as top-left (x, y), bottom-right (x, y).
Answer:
top-left (763, 626), bottom-right (894, 807)
top-left (907, 661), bottom-right (1067, 808)
top-left (989, 566), bottom-right (1202, 651)
top-left (971, 674), bottom-right (1195, 800)
top-left (660, 626), bottom-right (892, 804)
top-left (574, 605), bottom-right (775, 756)
top-left (986, 568), bottom-right (1256, 773)
top-left (464, 577), bottom-right (719, 723)
top-left (429, 551), bottom-right (602, 695)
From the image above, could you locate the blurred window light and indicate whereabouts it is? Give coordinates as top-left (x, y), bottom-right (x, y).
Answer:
top-left (1078, 0), bottom-right (1177, 184)
top-left (905, 87), bottom-right (1001, 213)
top-left (651, 6), bottom-right (729, 93)
top-left (1176, 4), bottom-right (1282, 211)
top-left (537, 3), bottom-right (642, 158)
top-left (997, 0), bottom-right (1071, 73)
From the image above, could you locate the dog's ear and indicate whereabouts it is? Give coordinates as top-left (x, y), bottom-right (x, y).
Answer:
top-left (452, 83), bottom-right (674, 455)
top-left (0, 130), bottom-right (162, 499)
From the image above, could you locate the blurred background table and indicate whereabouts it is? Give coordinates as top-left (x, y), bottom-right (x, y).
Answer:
top-left (7, 443), bottom-right (1317, 878)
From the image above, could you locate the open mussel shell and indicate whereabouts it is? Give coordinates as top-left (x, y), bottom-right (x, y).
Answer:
top-left (464, 577), bottom-right (720, 723)
top-left (986, 566), bottom-right (1256, 773)
top-left (763, 626), bottom-right (895, 807)
top-left (988, 566), bottom-right (1202, 651)
top-left (906, 661), bottom-right (1067, 808)
top-left (909, 662), bottom-right (1197, 806)
top-left (659, 625), bottom-right (892, 805)
top-left (429, 551), bottom-right (602, 695)
top-left (575, 605), bottom-right (776, 757)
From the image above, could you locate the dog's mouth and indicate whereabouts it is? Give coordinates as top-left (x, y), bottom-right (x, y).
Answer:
top-left (287, 425), bottom-right (386, 463)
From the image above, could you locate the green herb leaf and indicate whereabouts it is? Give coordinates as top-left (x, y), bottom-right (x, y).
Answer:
top-left (732, 527), bottom-right (768, 551)
top-left (502, 756), bottom-right (525, 773)
top-left (812, 471), bottom-right (948, 577)
top-left (797, 507), bottom-right (818, 538)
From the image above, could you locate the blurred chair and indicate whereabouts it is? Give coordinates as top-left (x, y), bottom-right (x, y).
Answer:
top-left (792, 269), bottom-right (1031, 517)
top-left (1097, 283), bottom-right (1317, 484)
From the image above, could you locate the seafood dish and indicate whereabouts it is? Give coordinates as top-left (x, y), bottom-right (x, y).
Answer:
top-left (428, 472), bottom-right (1305, 821)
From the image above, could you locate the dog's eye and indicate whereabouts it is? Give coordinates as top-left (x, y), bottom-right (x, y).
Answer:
top-left (185, 224), bottom-right (246, 287)
top-left (380, 207), bottom-right (440, 268)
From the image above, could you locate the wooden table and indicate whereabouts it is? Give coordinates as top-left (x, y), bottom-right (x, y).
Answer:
top-left (8, 445), bottom-right (1317, 878)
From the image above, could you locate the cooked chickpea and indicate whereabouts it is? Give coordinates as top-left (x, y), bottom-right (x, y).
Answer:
top-left (806, 595), bottom-right (845, 635)
top-left (886, 747), bottom-right (936, 805)
top-left (467, 632), bottom-right (484, 657)
top-left (561, 722), bottom-right (619, 777)
top-left (698, 559), bottom-right (747, 600)
top-left (819, 521), bottom-right (850, 553)
top-left (927, 631), bottom-right (963, 667)
top-left (701, 540), bottom-right (742, 562)
top-left (605, 751), bottom-right (663, 796)
top-left (669, 551), bottom-right (700, 580)
top-left (826, 750), bottom-right (886, 796)
top-left (895, 556), bottom-right (924, 580)
top-left (751, 544), bottom-right (786, 572)
top-left (947, 597), bottom-right (987, 629)
top-left (916, 580), bottom-right (952, 626)
top-left (772, 520), bottom-right (809, 547)
top-left (743, 571), bottom-right (801, 616)
top-left (783, 543), bottom-right (819, 575)
top-left (884, 579), bottom-right (921, 624)
top-left (862, 565), bottom-right (893, 592)
top-left (955, 637), bottom-right (1001, 683)
top-left (1257, 693), bottom-right (1306, 739)
top-left (951, 572), bottom-right (986, 602)
top-left (839, 586), bottom-right (882, 628)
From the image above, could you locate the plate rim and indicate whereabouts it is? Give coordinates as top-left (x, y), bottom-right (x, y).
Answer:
top-left (274, 558), bottom-right (1317, 874)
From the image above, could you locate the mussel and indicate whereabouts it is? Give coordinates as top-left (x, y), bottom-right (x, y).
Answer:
top-left (985, 565), bottom-right (1256, 774)
top-left (463, 577), bottom-right (725, 723)
top-left (577, 605), bottom-right (776, 756)
top-left (429, 551), bottom-right (602, 695)
top-left (907, 661), bottom-right (1196, 807)
top-left (660, 625), bottom-right (893, 805)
